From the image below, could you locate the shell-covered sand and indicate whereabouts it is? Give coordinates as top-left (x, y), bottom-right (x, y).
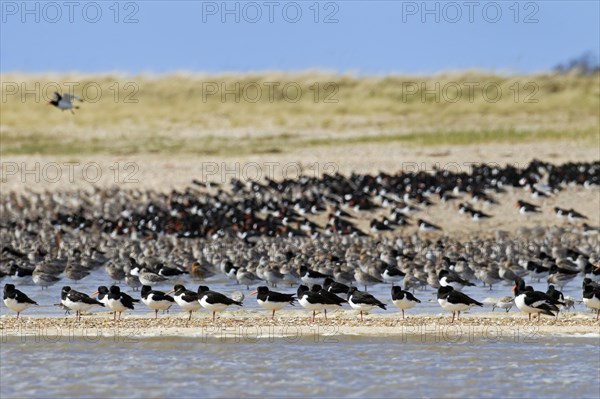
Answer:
top-left (2, 311), bottom-right (598, 340)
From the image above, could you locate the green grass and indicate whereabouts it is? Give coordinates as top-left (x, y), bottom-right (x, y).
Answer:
top-left (1, 72), bottom-right (598, 156)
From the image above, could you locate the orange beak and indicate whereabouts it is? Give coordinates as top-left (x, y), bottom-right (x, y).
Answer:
top-left (512, 284), bottom-right (517, 292)
top-left (166, 289), bottom-right (176, 295)
top-left (91, 291), bottom-right (99, 296)
top-left (249, 291), bottom-right (257, 296)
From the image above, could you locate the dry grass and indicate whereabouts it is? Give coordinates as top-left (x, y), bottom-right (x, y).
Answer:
top-left (1, 71), bottom-right (598, 156)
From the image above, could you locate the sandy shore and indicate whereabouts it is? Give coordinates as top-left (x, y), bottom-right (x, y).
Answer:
top-left (2, 311), bottom-right (598, 341)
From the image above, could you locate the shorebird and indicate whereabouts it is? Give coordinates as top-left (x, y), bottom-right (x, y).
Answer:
top-left (61, 286), bottom-right (103, 321)
top-left (32, 270), bottom-right (60, 290)
top-left (312, 284), bottom-right (345, 319)
top-left (354, 269), bottom-right (382, 292)
top-left (92, 286), bottom-right (110, 307)
top-left (166, 284), bottom-right (201, 321)
top-left (300, 265), bottom-right (332, 287)
top-left (323, 277), bottom-right (350, 295)
top-left (513, 278), bottom-right (561, 322)
top-left (297, 285), bottom-right (331, 322)
top-left (438, 269), bottom-right (475, 292)
top-left (391, 286), bottom-right (421, 318)
top-left (582, 283), bottom-right (600, 320)
top-left (197, 286), bottom-right (242, 321)
top-left (437, 286), bottom-right (482, 322)
top-left (141, 285), bottom-right (175, 319)
top-left (417, 219), bottom-right (441, 233)
top-left (3, 284), bottom-right (38, 318)
top-left (107, 286), bottom-right (139, 321)
top-left (48, 92), bottom-right (83, 114)
top-left (347, 286), bottom-right (386, 321)
top-left (249, 286), bottom-right (295, 319)
top-left (9, 265), bottom-right (33, 284)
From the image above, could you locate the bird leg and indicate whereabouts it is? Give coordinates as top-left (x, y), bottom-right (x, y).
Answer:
top-left (596, 309), bottom-right (599, 321)
top-left (402, 309), bottom-right (405, 319)
top-left (212, 312), bottom-right (216, 322)
top-left (324, 309), bottom-right (328, 320)
top-left (528, 313), bottom-right (531, 321)
top-left (16, 312), bottom-right (20, 319)
top-left (113, 312), bottom-right (117, 321)
top-left (360, 311), bottom-right (363, 321)
top-left (312, 310), bottom-right (315, 323)
top-left (188, 311), bottom-right (192, 321)
top-left (451, 312), bottom-right (455, 323)
top-left (271, 310), bottom-right (276, 320)
top-left (155, 309), bottom-right (158, 319)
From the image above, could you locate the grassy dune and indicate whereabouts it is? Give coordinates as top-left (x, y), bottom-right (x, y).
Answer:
top-left (1, 72), bottom-right (598, 156)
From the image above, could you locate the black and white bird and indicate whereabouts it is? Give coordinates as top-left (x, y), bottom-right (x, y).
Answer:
top-left (9, 265), bottom-right (33, 284)
top-left (513, 278), bottom-right (561, 322)
top-left (107, 285), bottom-right (138, 321)
top-left (141, 285), bottom-right (175, 319)
top-left (166, 284), bottom-right (201, 321)
top-left (323, 277), bottom-right (350, 295)
top-left (546, 285), bottom-right (565, 319)
top-left (48, 92), bottom-right (83, 114)
top-left (249, 286), bottom-right (295, 319)
top-left (297, 285), bottom-right (331, 322)
top-left (347, 286), bottom-right (386, 321)
top-left (417, 219), bottom-right (441, 232)
top-left (515, 200), bottom-right (541, 216)
top-left (3, 284), bottom-right (37, 318)
top-left (61, 286), bottom-right (103, 321)
top-left (312, 284), bottom-right (345, 319)
top-left (437, 286), bottom-right (482, 322)
top-left (391, 286), bottom-right (421, 319)
top-left (91, 286), bottom-right (110, 307)
top-left (197, 286), bottom-right (242, 321)
top-left (582, 283), bottom-right (600, 320)
top-left (299, 266), bottom-right (332, 288)
top-left (438, 269), bottom-right (475, 291)
top-left (380, 265), bottom-right (405, 285)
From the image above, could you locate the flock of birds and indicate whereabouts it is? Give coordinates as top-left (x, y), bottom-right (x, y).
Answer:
top-left (3, 268), bottom-right (600, 323)
top-left (1, 160), bottom-right (599, 323)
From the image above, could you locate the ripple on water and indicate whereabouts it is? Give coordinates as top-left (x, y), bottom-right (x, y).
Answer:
top-left (1, 336), bottom-right (599, 398)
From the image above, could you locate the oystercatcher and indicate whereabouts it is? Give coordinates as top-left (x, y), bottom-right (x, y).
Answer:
top-left (166, 284), bottom-right (201, 321)
top-left (107, 286), bottom-right (139, 321)
top-left (299, 266), bottom-right (332, 287)
top-left (91, 286), bottom-right (110, 307)
top-left (3, 284), bottom-right (38, 318)
top-left (48, 92), bottom-right (83, 114)
top-left (312, 284), bottom-right (345, 319)
top-left (141, 285), bottom-right (175, 319)
top-left (249, 286), bottom-right (295, 319)
top-left (197, 285), bottom-right (242, 321)
top-left (380, 265), bottom-right (405, 285)
top-left (513, 278), bottom-right (561, 322)
top-left (582, 283), bottom-right (600, 320)
top-left (347, 286), bottom-right (386, 321)
top-left (9, 265), bottom-right (33, 284)
top-left (515, 200), bottom-right (541, 215)
top-left (297, 285), bottom-right (330, 322)
top-left (391, 286), bottom-right (421, 318)
top-left (323, 277), bottom-right (350, 295)
top-left (438, 269), bottom-right (475, 291)
top-left (546, 285), bottom-right (565, 319)
top-left (437, 286), bottom-right (483, 322)
top-left (61, 286), bottom-right (103, 321)
top-left (418, 219), bottom-right (441, 232)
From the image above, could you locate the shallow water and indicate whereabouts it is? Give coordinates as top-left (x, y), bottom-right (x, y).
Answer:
top-left (1, 334), bottom-right (599, 398)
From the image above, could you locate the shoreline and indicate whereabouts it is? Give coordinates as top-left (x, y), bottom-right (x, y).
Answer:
top-left (2, 312), bottom-right (598, 340)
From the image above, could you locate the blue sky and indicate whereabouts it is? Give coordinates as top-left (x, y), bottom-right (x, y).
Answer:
top-left (1, 1), bottom-right (598, 74)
